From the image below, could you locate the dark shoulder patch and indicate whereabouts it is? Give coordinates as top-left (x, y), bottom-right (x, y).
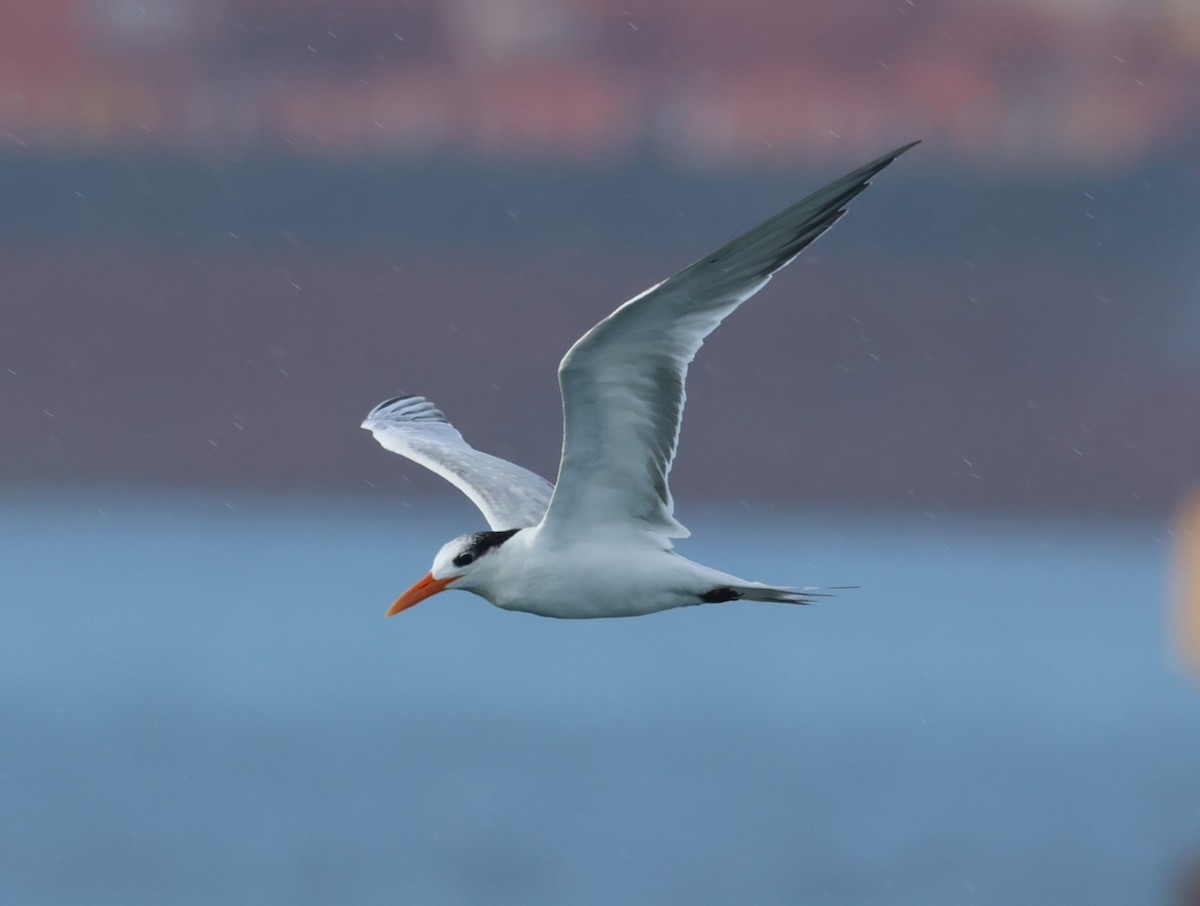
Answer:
top-left (453, 528), bottom-right (520, 568)
top-left (700, 587), bottom-right (742, 604)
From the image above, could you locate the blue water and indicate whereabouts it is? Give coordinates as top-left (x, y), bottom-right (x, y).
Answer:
top-left (2, 495), bottom-right (1197, 904)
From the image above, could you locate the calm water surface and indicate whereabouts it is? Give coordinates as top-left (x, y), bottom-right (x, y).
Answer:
top-left (2, 495), bottom-right (1196, 904)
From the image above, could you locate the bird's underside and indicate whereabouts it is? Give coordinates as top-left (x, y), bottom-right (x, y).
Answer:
top-left (362, 142), bottom-right (916, 618)
top-left (463, 528), bottom-right (825, 619)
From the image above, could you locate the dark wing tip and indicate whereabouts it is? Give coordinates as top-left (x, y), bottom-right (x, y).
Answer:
top-left (859, 140), bottom-right (922, 176)
top-left (364, 393), bottom-right (450, 425)
top-left (688, 140), bottom-right (919, 292)
top-left (814, 140), bottom-right (921, 213)
top-left (815, 139), bottom-right (921, 204)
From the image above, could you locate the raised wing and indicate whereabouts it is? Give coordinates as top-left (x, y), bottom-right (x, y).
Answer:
top-left (542, 142), bottom-right (917, 540)
top-left (362, 395), bottom-right (554, 530)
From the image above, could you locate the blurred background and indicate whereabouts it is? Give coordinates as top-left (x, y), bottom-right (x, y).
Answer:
top-left (3, 1), bottom-right (1200, 903)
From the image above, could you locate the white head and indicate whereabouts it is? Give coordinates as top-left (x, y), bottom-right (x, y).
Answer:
top-left (386, 528), bottom-right (520, 616)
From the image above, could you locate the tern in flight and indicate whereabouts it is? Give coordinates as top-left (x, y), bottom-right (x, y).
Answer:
top-left (363, 142), bottom-right (916, 619)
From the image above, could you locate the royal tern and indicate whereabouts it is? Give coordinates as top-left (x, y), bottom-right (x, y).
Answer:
top-left (363, 142), bottom-right (916, 619)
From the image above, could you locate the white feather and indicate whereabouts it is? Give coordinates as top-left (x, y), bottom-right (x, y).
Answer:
top-left (362, 395), bottom-right (553, 530)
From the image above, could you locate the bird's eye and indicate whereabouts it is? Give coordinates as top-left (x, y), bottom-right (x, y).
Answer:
top-left (453, 553), bottom-right (475, 568)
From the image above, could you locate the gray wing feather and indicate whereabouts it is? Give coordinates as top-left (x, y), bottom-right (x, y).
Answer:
top-left (362, 395), bottom-right (554, 530)
top-left (543, 142), bottom-right (917, 539)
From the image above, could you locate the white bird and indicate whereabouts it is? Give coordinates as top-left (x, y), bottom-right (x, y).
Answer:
top-left (363, 142), bottom-right (916, 619)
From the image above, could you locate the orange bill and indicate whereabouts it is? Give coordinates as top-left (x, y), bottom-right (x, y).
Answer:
top-left (386, 572), bottom-right (456, 617)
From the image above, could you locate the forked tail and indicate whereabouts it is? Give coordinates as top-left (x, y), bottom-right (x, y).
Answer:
top-left (703, 584), bottom-right (856, 606)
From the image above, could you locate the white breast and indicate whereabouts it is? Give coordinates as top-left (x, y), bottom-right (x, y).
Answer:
top-left (473, 528), bottom-right (734, 618)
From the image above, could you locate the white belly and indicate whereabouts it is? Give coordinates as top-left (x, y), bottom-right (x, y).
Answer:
top-left (483, 539), bottom-right (717, 619)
